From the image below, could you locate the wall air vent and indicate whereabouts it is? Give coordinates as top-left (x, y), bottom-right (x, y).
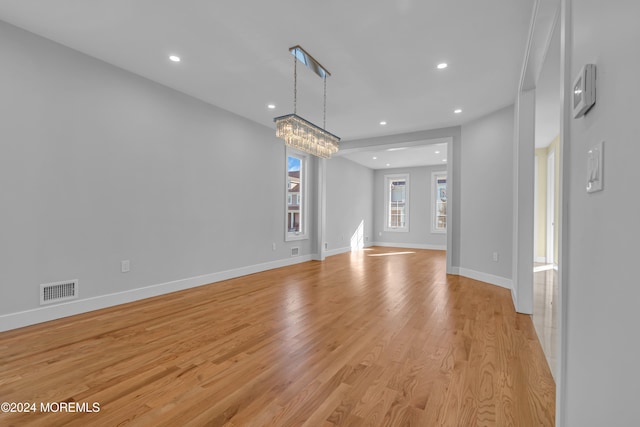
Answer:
top-left (291, 247), bottom-right (300, 257)
top-left (40, 279), bottom-right (78, 305)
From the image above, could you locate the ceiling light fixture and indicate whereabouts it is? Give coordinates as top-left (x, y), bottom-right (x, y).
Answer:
top-left (379, 121), bottom-right (387, 125)
top-left (169, 55), bottom-right (181, 62)
top-left (454, 109), bottom-right (462, 114)
top-left (373, 156), bottom-right (378, 160)
top-left (267, 104), bottom-right (276, 109)
top-left (437, 63), bottom-right (448, 69)
top-left (435, 150), bottom-right (441, 154)
top-left (274, 45), bottom-right (339, 159)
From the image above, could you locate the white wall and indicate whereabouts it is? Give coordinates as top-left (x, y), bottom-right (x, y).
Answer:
top-left (373, 165), bottom-right (447, 249)
top-left (325, 157), bottom-right (374, 254)
top-left (563, 1), bottom-right (640, 425)
top-left (459, 105), bottom-right (514, 287)
top-left (0, 21), bottom-right (315, 329)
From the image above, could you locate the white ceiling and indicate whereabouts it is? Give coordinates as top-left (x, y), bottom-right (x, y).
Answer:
top-left (0, 0), bottom-right (534, 166)
top-left (340, 141), bottom-right (448, 170)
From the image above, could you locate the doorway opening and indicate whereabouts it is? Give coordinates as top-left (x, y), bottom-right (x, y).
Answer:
top-left (532, 13), bottom-right (561, 380)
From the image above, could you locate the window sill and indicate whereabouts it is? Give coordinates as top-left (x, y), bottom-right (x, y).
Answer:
top-left (285, 233), bottom-right (308, 242)
top-left (383, 228), bottom-right (409, 233)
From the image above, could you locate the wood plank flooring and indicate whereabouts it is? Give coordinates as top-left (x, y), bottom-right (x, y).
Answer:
top-left (0, 248), bottom-right (555, 426)
top-left (532, 265), bottom-right (558, 380)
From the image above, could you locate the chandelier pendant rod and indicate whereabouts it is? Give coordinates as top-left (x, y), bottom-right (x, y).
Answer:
top-left (323, 75), bottom-right (327, 130)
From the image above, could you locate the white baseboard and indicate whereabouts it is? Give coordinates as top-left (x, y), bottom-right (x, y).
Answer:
top-left (0, 255), bottom-right (313, 332)
top-left (458, 267), bottom-right (512, 290)
top-left (324, 246), bottom-right (354, 257)
top-left (372, 242), bottom-right (446, 251)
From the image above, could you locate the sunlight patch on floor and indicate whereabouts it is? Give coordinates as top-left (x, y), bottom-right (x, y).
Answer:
top-left (367, 251), bottom-right (416, 257)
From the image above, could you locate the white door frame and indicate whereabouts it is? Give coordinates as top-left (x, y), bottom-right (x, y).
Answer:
top-left (546, 150), bottom-right (555, 264)
top-left (534, 155), bottom-right (539, 260)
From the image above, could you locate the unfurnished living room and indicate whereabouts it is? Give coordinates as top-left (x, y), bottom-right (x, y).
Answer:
top-left (1, 1), bottom-right (639, 426)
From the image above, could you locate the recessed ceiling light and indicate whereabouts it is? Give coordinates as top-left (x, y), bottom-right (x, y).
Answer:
top-left (169, 55), bottom-right (181, 62)
top-left (386, 163), bottom-right (391, 167)
top-left (379, 121), bottom-right (387, 126)
top-left (442, 159), bottom-right (447, 162)
top-left (267, 104), bottom-right (276, 109)
top-left (435, 150), bottom-right (441, 154)
top-left (437, 63), bottom-right (448, 69)
top-left (372, 156), bottom-right (378, 160)
top-left (454, 109), bottom-right (462, 114)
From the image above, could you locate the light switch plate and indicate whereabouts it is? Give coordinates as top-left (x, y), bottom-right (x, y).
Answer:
top-left (586, 141), bottom-right (604, 193)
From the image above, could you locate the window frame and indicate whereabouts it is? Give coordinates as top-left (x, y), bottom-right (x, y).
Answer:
top-left (431, 171), bottom-right (447, 234)
top-left (383, 173), bottom-right (410, 232)
top-left (285, 148), bottom-right (308, 241)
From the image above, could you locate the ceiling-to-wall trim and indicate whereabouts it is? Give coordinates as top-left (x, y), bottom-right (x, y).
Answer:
top-left (519, 0), bottom-right (562, 92)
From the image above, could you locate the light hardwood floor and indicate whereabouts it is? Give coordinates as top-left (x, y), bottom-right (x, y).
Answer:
top-left (532, 265), bottom-right (558, 380)
top-left (0, 248), bottom-right (555, 426)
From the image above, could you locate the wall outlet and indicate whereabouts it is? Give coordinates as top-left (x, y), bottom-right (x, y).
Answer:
top-left (121, 260), bottom-right (130, 273)
top-left (378, 231), bottom-right (382, 237)
top-left (365, 236), bottom-right (369, 242)
top-left (492, 252), bottom-right (499, 262)
top-left (272, 242), bottom-right (276, 251)
top-left (324, 242), bottom-right (328, 250)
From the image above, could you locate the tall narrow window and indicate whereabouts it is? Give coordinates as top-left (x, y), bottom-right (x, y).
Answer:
top-left (431, 171), bottom-right (447, 233)
top-left (286, 151), bottom-right (307, 240)
top-left (384, 174), bottom-right (409, 232)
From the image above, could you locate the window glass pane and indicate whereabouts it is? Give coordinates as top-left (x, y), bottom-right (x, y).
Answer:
top-left (388, 178), bottom-right (407, 229)
top-left (433, 174), bottom-right (447, 232)
top-left (287, 155), bottom-right (302, 234)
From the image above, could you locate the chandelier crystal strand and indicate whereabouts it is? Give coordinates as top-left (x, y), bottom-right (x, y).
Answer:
top-left (275, 115), bottom-right (339, 159)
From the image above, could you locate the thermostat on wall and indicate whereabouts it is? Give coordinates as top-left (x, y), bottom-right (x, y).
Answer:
top-left (573, 64), bottom-right (596, 118)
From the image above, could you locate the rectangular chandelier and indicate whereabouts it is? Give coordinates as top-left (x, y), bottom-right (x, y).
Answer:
top-left (274, 113), bottom-right (339, 159)
top-left (274, 46), bottom-right (340, 159)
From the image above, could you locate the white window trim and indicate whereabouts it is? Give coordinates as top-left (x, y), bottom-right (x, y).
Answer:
top-left (383, 173), bottom-right (410, 232)
top-left (431, 171), bottom-right (447, 234)
top-left (285, 148), bottom-right (308, 241)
